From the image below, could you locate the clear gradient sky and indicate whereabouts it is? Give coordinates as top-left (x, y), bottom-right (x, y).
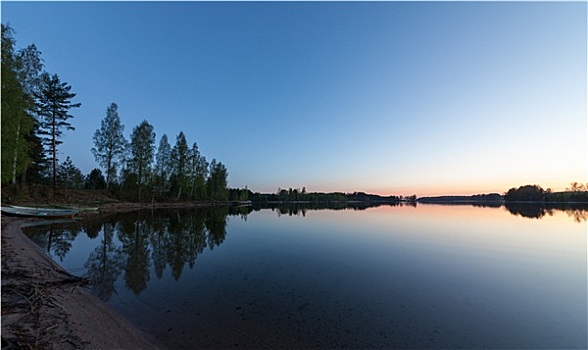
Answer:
top-left (2, 1), bottom-right (586, 196)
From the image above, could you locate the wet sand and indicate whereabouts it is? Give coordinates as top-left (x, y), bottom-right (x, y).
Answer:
top-left (1, 216), bottom-right (162, 349)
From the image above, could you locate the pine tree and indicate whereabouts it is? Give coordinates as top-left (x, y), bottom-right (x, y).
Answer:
top-left (57, 156), bottom-right (84, 189)
top-left (84, 168), bottom-right (106, 190)
top-left (35, 72), bottom-right (81, 187)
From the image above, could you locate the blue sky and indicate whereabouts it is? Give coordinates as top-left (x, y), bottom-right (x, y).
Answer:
top-left (2, 1), bottom-right (586, 196)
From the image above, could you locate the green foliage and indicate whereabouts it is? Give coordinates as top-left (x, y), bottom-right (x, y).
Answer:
top-left (188, 143), bottom-right (208, 199)
top-left (92, 103), bottom-right (127, 189)
top-left (206, 159), bottom-right (228, 201)
top-left (129, 120), bottom-right (156, 188)
top-left (170, 132), bottom-right (190, 198)
top-left (85, 168), bottom-right (106, 190)
top-left (108, 128), bottom-right (230, 202)
top-left (1, 24), bottom-right (38, 185)
top-left (24, 123), bottom-right (49, 184)
top-left (228, 186), bottom-right (250, 201)
top-left (2, 24), bottom-right (234, 201)
top-left (15, 43), bottom-right (44, 184)
top-left (172, 132), bottom-right (189, 177)
top-left (121, 169), bottom-right (139, 195)
top-left (57, 156), bottom-right (84, 189)
top-left (154, 134), bottom-right (172, 194)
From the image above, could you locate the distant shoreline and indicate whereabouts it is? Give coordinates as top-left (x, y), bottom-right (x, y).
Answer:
top-left (3, 183), bottom-right (587, 213)
top-left (417, 199), bottom-right (588, 205)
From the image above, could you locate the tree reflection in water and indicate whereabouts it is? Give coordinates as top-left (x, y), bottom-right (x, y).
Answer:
top-left (23, 202), bottom-right (587, 302)
top-left (86, 207), bottom-right (231, 296)
top-left (23, 208), bottom-right (232, 301)
top-left (85, 222), bottom-right (124, 301)
top-left (119, 215), bottom-right (152, 295)
top-left (27, 221), bottom-right (83, 262)
top-left (504, 202), bottom-right (588, 222)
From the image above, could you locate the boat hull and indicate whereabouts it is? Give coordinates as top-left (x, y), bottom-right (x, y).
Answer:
top-left (1, 206), bottom-right (79, 218)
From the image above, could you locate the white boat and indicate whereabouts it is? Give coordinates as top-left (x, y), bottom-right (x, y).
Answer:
top-left (1, 206), bottom-right (79, 218)
top-left (9, 205), bottom-right (98, 212)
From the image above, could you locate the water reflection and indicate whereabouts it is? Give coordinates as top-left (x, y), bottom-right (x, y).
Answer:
top-left (22, 202), bottom-right (586, 349)
top-left (25, 202), bottom-right (587, 301)
top-left (250, 201), bottom-right (416, 217)
top-left (30, 221), bottom-right (84, 261)
top-left (26, 208), bottom-right (233, 301)
top-left (504, 202), bottom-right (588, 222)
top-left (85, 222), bottom-right (123, 300)
top-left (248, 201), bottom-right (588, 221)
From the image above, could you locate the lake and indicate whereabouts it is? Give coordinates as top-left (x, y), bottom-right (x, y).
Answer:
top-left (25, 203), bottom-right (587, 349)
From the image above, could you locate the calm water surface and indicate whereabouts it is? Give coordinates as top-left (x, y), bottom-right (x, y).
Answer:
top-left (25, 204), bottom-right (587, 349)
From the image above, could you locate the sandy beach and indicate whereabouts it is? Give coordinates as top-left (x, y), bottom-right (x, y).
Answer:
top-left (1, 216), bottom-right (162, 349)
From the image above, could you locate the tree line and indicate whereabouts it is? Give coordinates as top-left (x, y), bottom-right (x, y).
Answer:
top-left (1, 24), bottom-right (229, 201)
top-left (417, 183), bottom-right (588, 204)
top-left (91, 103), bottom-right (229, 201)
top-left (504, 183), bottom-right (588, 203)
top-left (229, 187), bottom-right (416, 204)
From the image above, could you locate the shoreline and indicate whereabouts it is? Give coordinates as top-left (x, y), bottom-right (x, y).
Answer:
top-left (1, 216), bottom-right (162, 349)
top-left (98, 200), bottom-right (235, 213)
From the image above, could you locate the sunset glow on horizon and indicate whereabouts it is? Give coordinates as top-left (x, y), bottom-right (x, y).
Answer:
top-left (2, 1), bottom-right (585, 197)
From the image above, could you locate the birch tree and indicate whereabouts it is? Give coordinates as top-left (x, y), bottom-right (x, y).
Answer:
top-left (170, 132), bottom-right (189, 198)
top-left (1, 24), bottom-right (39, 184)
top-left (14, 43), bottom-right (43, 184)
top-left (92, 103), bottom-right (127, 189)
top-left (207, 159), bottom-right (228, 200)
top-left (129, 120), bottom-right (156, 198)
top-left (188, 143), bottom-right (208, 198)
top-left (154, 134), bottom-right (171, 194)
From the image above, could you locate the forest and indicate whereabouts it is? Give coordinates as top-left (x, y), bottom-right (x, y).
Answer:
top-left (1, 24), bottom-right (229, 202)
